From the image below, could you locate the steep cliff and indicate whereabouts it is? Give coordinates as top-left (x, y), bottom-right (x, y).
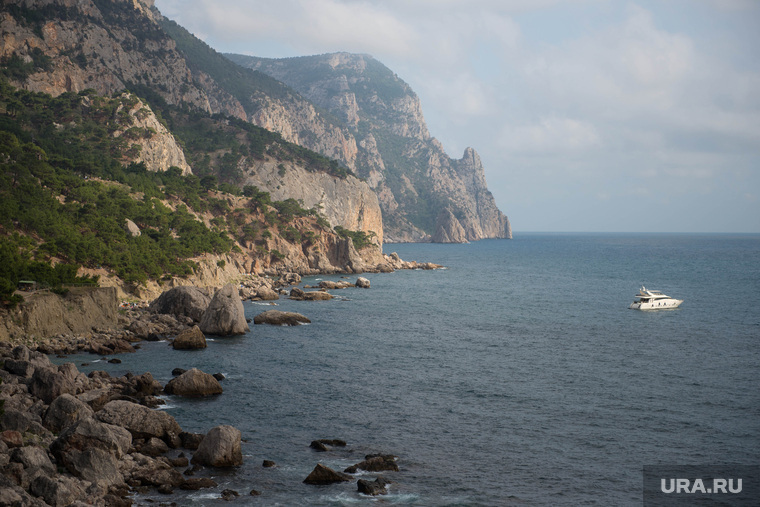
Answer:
top-left (227, 52), bottom-right (512, 242)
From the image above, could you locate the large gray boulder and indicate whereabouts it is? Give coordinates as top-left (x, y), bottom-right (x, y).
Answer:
top-left (191, 425), bottom-right (242, 467)
top-left (96, 400), bottom-right (182, 443)
top-left (43, 393), bottom-right (95, 433)
top-left (199, 284), bottom-right (250, 336)
top-left (253, 310), bottom-right (311, 326)
top-left (50, 416), bottom-right (131, 485)
top-left (163, 368), bottom-right (223, 397)
top-left (51, 416), bottom-right (132, 460)
top-left (149, 286), bottom-right (211, 323)
top-left (29, 364), bottom-right (78, 404)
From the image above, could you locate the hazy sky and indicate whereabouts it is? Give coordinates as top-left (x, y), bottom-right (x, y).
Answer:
top-left (154, 0), bottom-right (760, 233)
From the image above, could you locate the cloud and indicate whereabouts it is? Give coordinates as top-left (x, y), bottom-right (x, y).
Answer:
top-left (499, 116), bottom-right (601, 154)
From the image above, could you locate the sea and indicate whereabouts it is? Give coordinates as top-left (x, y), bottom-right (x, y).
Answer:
top-left (54, 233), bottom-right (760, 506)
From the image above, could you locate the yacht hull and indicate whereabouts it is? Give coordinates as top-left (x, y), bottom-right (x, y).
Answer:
top-left (629, 299), bottom-right (683, 310)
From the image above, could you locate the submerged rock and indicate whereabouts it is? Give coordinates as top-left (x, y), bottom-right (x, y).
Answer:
top-left (358, 476), bottom-right (392, 496)
top-left (303, 463), bottom-right (352, 485)
top-left (253, 310), bottom-right (311, 326)
top-left (344, 454), bottom-right (399, 473)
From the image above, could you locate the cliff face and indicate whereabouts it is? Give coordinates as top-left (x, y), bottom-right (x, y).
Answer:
top-left (241, 159), bottom-right (383, 245)
top-left (228, 52), bottom-right (512, 242)
top-left (111, 93), bottom-right (191, 174)
top-left (0, 287), bottom-right (118, 341)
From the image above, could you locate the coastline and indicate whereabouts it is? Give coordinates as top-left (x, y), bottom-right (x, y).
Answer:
top-left (0, 257), bottom-right (442, 505)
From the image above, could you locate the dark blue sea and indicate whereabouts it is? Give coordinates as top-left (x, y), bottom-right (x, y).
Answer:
top-left (58, 233), bottom-right (760, 505)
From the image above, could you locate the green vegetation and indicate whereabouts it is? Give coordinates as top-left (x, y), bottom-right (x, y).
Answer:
top-left (0, 78), bottom-right (366, 306)
top-left (334, 226), bottom-right (377, 250)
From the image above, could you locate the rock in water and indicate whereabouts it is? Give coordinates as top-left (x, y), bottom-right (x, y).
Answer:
top-left (164, 368), bottom-right (223, 397)
top-left (199, 284), bottom-right (250, 336)
top-left (355, 277), bottom-right (370, 288)
top-left (303, 464), bottom-right (352, 485)
top-left (358, 476), bottom-right (392, 496)
top-left (191, 425), bottom-right (243, 467)
top-left (172, 325), bottom-right (207, 349)
top-left (149, 286), bottom-right (211, 323)
top-left (253, 310), bottom-right (311, 326)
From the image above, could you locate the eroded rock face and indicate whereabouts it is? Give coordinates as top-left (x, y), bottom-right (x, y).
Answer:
top-left (431, 208), bottom-right (468, 244)
top-left (199, 284), bottom-right (250, 336)
top-left (163, 368), bottom-right (222, 397)
top-left (191, 425), bottom-right (242, 467)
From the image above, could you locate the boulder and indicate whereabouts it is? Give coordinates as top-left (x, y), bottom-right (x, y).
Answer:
top-left (180, 431), bottom-right (204, 450)
top-left (1, 430), bottom-right (23, 448)
top-left (51, 416), bottom-right (132, 461)
top-left (1, 410), bottom-right (34, 433)
top-left (172, 325), bottom-right (207, 350)
top-left (125, 218), bottom-right (141, 237)
top-left (191, 425), bottom-right (242, 467)
top-left (356, 277), bottom-right (371, 288)
top-left (149, 286), bottom-right (211, 323)
top-left (199, 284), bottom-right (250, 336)
top-left (10, 446), bottom-right (55, 474)
top-left (30, 474), bottom-right (86, 507)
top-left (51, 417), bottom-right (131, 486)
top-left (3, 359), bottom-right (34, 378)
top-left (289, 287), bottom-right (305, 300)
top-left (29, 365), bottom-right (77, 404)
top-left (96, 400), bottom-right (182, 443)
top-left (357, 476), bottom-right (392, 496)
top-left (164, 368), bottom-right (223, 397)
top-left (43, 393), bottom-right (95, 433)
top-left (127, 452), bottom-right (185, 488)
top-left (253, 310), bottom-right (311, 326)
top-left (255, 287), bottom-right (279, 300)
top-left (303, 463), bottom-right (352, 485)
top-left (138, 437), bottom-right (169, 456)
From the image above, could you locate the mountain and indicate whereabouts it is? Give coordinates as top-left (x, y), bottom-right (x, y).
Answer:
top-left (227, 52), bottom-right (512, 242)
top-left (0, 0), bottom-right (511, 252)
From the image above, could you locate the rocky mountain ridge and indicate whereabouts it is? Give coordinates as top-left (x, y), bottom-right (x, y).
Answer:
top-left (228, 52), bottom-right (512, 242)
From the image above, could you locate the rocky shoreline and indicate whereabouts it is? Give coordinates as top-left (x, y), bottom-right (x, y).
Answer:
top-left (0, 263), bottom-right (441, 505)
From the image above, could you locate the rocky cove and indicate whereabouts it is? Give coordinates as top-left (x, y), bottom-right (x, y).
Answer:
top-left (0, 256), bottom-right (442, 505)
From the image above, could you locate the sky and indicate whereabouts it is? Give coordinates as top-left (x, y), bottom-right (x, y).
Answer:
top-left (153, 0), bottom-right (760, 233)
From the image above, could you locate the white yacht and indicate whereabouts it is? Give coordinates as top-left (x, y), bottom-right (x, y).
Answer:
top-left (629, 286), bottom-right (683, 310)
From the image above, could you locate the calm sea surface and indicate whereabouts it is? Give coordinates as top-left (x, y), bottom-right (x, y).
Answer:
top-left (57, 233), bottom-right (760, 505)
